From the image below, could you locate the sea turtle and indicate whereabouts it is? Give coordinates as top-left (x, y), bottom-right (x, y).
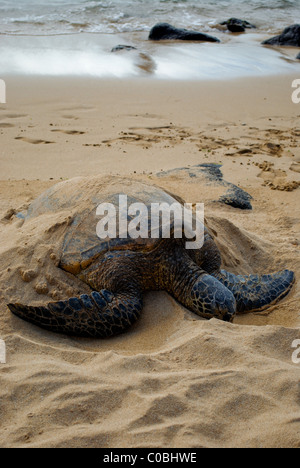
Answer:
top-left (8, 177), bottom-right (295, 338)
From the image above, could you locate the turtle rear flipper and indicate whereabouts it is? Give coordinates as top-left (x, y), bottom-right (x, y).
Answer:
top-left (8, 289), bottom-right (143, 337)
top-left (215, 269), bottom-right (295, 313)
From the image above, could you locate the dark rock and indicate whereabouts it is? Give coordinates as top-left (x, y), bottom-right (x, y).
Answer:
top-left (198, 164), bottom-right (253, 210)
top-left (262, 24), bottom-right (300, 47)
top-left (149, 23), bottom-right (220, 43)
top-left (111, 45), bottom-right (137, 53)
top-left (220, 18), bottom-right (256, 33)
top-left (157, 164), bottom-right (253, 210)
top-left (227, 24), bottom-right (245, 33)
top-left (297, 52), bottom-right (300, 59)
top-left (219, 186), bottom-right (252, 210)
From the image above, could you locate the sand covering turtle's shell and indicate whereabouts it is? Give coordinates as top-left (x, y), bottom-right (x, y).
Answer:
top-left (12, 175), bottom-right (200, 276)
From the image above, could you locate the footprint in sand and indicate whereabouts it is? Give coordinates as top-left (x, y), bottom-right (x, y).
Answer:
top-left (59, 106), bottom-right (95, 112)
top-left (256, 161), bottom-right (300, 192)
top-left (51, 129), bottom-right (85, 135)
top-left (61, 115), bottom-right (79, 120)
top-left (263, 142), bottom-right (283, 157)
top-left (0, 123), bottom-right (15, 128)
top-left (290, 163), bottom-right (300, 174)
top-left (0, 113), bottom-right (28, 119)
top-left (15, 137), bottom-right (54, 145)
top-left (266, 180), bottom-right (300, 191)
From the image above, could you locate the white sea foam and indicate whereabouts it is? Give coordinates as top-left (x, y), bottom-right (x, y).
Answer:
top-left (0, 1), bottom-right (299, 80)
top-left (0, 32), bottom-right (299, 80)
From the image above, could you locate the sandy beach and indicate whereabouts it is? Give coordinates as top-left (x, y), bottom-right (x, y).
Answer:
top-left (0, 73), bottom-right (299, 448)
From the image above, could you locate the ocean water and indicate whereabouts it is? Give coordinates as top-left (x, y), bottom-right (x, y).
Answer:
top-left (0, 0), bottom-right (299, 79)
top-left (0, 0), bottom-right (299, 35)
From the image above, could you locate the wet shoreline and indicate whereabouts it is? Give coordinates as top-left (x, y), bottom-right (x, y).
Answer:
top-left (0, 29), bottom-right (299, 80)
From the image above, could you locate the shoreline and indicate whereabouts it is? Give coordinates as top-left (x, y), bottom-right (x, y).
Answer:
top-left (0, 29), bottom-right (299, 80)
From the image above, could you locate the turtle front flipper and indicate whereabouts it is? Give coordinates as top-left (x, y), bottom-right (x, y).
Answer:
top-left (8, 289), bottom-right (143, 337)
top-left (215, 269), bottom-right (295, 313)
top-left (167, 252), bottom-right (236, 322)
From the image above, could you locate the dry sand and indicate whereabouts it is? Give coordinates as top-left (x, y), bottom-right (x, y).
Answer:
top-left (0, 74), bottom-right (299, 448)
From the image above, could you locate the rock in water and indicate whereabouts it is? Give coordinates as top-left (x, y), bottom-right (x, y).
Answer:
top-left (297, 52), bottom-right (300, 59)
top-left (220, 18), bottom-right (256, 33)
top-left (111, 45), bottom-right (137, 52)
top-left (262, 24), bottom-right (300, 47)
top-left (111, 45), bottom-right (156, 75)
top-left (149, 23), bottom-right (220, 43)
